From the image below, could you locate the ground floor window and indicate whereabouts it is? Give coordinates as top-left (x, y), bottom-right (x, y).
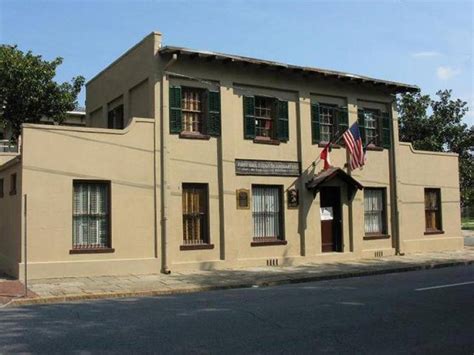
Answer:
top-left (425, 188), bottom-right (442, 232)
top-left (252, 185), bottom-right (283, 241)
top-left (73, 181), bottom-right (110, 249)
top-left (364, 188), bottom-right (386, 235)
top-left (182, 183), bottom-right (209, 245)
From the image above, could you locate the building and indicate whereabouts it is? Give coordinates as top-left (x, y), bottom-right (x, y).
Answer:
top-left (0, 109), bottom-right (86, 153)
top-left (0, 32), bottom-right (462, 280)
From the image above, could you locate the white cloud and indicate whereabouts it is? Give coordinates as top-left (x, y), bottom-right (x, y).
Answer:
top-left (436, 66), bottom-right (461, 80)
top-left (412, 51), bottom-right (441, 58)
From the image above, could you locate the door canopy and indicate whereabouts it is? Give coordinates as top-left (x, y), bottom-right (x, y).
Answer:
top-left (306, 167), bottom-right (363, 201)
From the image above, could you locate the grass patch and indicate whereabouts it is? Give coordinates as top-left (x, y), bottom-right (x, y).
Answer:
top-left (461, 218), bottom-right (474, 230)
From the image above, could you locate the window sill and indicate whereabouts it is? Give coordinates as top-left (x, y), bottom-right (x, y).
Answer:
top-left (363, 234), bottom-right (391, 240)
top-left (424, 230), bottom-right (445, 235)
top-left (251, 239), bottom-right (287, 247)
top-left (179, 132), bottom-right (211, 140)
top-left (317, 142), bottom-right (342, 149)
top-left (180, 244), bottom-right (215, 251)
top-left (253, 137), bottom-right (281, 145)
top-left (70, 248), bottom-right (115, 254)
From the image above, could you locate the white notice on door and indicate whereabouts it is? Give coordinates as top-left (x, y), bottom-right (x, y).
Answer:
top-left (320, 207), bottom-right (333, 221)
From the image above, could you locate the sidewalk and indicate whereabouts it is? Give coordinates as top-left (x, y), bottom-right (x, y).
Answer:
top-left (2, 248), bottom-right (473, 308)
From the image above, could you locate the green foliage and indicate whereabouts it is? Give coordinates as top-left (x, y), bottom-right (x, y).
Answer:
top-left (397, 90), bottom-right (474, 207)
top-left (0, 45), bottom-right (85, 139)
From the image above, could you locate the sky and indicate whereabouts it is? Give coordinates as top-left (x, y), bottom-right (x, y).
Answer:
top-left (1, 0), bottom-right (473, 125)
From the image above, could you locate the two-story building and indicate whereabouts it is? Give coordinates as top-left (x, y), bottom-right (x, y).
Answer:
top-left (0, 32), bottom-right (462, 279)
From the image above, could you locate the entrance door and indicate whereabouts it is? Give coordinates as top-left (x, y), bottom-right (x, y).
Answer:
top-left (320, 187), bottom-right (342, 253)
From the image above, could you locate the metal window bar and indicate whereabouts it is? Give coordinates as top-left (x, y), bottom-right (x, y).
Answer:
top-left (73, 183), bottom-right (109, 249)
top-left (364, 189), bottom-right (383, 234)
top-left (252, 186), bottom-right (280, 240)
top-left (182, 186), bottom-right (208, 245)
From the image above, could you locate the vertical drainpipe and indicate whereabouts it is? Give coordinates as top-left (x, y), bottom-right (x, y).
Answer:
top-left (390, 97), bottom-right (403, 256)
top-left (160, 53), bottom-right (178, 274)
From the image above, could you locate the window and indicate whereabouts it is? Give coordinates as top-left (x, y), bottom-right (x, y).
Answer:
top-left (108, 104), bottom-right (124, 129)
top-left (243, 96), bottom-right (289, 142)
top-left (255, 96), bottom-right (275, 138)
top-left (364, 188), bottom-right (386, 235)
top-left (311, 103), bottom-right (348, 144)
top-left (181, 87), bottom-right (204, 133)
top-left (319, 105), bottom-right (336, 143)
top-left (425, 188), bottom-right (442, 232)
top-left (357, 108), bottom-right (391, 148)
top-left (169, 86), bottom-right (221, 137)
top-left (252, 185), bottom-right (284, 242)
top-left (73, 181), bottom-right (110, 250)
top-left (9, 173), bottom-right (16, 195)
top-left (0, 178), bottom-right (4, 198)
top-left (182, 184), bottom-right (209, 246)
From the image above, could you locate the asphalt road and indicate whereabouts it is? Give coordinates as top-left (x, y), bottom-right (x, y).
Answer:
top-left (0, 266), bottom-right (473, 354)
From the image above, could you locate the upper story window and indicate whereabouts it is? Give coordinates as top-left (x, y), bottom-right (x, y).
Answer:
top-left (108, 104), bottom-right (124, 129)
top-left (182, 88), bottom-right (204, 133)
top-left (243, 95), bottom-right (289, 143)
top-left (311, 103), bottom-right (348, 145)
top-left (358, 108), bottom-right (391, 149)
top-left (169, 86), bottom-right (221, 138)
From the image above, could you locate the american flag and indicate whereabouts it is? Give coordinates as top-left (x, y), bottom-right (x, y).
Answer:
top-left (342, 122), bottom-right (365, 170)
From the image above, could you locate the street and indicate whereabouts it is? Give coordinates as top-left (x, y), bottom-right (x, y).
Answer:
top-left (0, 266), bottom-right (473, 354)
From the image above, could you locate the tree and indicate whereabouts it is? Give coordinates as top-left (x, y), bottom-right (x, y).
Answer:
top-left (397, 90), bottom-right (474, 207)
top-left (0, 45), bottom-right (85, 139)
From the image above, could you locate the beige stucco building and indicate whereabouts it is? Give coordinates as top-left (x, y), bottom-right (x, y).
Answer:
top-left (0, 32), bottom-right (462, 280)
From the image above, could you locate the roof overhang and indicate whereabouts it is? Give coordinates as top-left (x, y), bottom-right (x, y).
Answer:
top-left (159, 46), bottom-right (419, 94)
top-left (306, 167), bottom-right (363, 201)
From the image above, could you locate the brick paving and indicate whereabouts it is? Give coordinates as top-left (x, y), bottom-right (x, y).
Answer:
top-left (1, 249), bottom-right (473, 308)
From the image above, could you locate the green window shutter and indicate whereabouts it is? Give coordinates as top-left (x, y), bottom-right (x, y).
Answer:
top-left (243, 96), bottom-right (255, 139)
top-left (311, 103), bottom-right (321, 144)
top-left (381, 111), bottom-right (391, 149)
top-left (357, 108), bottom-right (366, 146)
top-left (169, 86), bottom-right (182, 134)
top-left (276, 100), bottom-right (289, 142)
top-left (207, 90), bottom-right (221, 136)
top-left (337, 107), bottom-right (349, 137)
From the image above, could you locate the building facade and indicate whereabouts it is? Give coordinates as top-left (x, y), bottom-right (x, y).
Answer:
top-left (0, 32), bottom-right (462, 279)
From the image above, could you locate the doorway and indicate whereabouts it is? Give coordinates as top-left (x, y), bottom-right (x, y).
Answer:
top-left (320, 187), bottom-right (342, 252)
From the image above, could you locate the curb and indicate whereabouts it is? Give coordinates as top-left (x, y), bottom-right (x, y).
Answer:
top-left (5, 259), bottom-right (474, 308)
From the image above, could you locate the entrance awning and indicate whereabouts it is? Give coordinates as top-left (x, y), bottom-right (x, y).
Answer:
top-left (306, 167), bottom-right (363, 200)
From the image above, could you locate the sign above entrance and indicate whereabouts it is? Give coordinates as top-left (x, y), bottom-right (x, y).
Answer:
top-left (235, 159), bottom-right (301, 177)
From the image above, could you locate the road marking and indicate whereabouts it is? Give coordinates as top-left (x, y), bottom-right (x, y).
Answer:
top-left (415, 281), bottom-right (474, 291)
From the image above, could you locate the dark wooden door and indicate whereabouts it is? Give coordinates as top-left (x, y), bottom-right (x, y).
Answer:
top-left (320, 187), bottom-right (342, 253)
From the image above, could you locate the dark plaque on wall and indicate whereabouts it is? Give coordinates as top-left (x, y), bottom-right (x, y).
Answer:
top-left (235, 159), bottom-right (301, 177)
top-left (287, 188), bottom-right (299, 209)
top-left (236, 189), bottom-right (250, 209)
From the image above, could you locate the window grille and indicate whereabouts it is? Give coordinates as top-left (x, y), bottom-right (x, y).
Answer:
top-left (182, 88), bottom-right (203, 133)
top-left (425, 189), bottom-right (442, 231)
top-left (182, 184), bottom-right (209, 245)
top-left (73, 182), bottom-right (110, 249)
top-left (252, 185), bottom-right (282, 241)
top-left (364, 188), bottom-right (385, 234)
